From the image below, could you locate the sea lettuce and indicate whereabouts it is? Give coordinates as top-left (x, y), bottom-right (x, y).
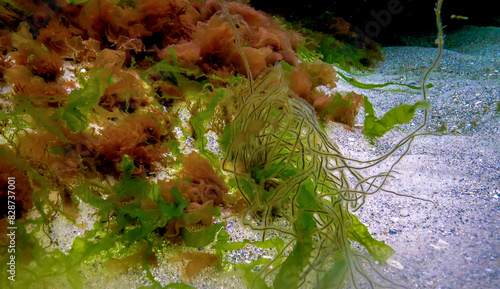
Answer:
top-left (364, 96), bottom-right (430, 141)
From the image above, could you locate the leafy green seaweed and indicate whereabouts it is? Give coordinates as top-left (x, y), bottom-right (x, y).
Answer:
top-left (294, 27), bottom-right (381, 72)
top-left (68, 0), bottom-right (91, 4)
top-left (141, 58), bottom-right (203, 82)
top-left (346, 214), bottom-right (394, 263)
top-left (364, 96), bottom-right (430, 141)
top-left (54, 69), bottom-right (111, 132)
top-left (0, 224), bottom-right (84, 289)
top-left (190, 89), bottom-right (224, 155)
top-left (181, 223), bottom-right (224, 248)
top-left (318, 250), bottom-right (349, 289)
top-left (296, 45), bottom-right (323, 63)
top-left (274, 212), bottom-right (315, 289)
top-left (12, 101), bottom-right (69, 142)
top-left (337, 70), bottom-right (434, 91)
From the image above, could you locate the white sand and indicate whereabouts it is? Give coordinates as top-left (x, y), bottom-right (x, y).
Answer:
top-left (328, 25), bottom-right (500, 288)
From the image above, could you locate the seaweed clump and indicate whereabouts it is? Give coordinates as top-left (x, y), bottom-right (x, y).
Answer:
top-left (0, 0), bottom-right (444, 288)
top-left (221, 65), bottom-right (396, 288)
top-left (4, 0), bottom-right (301, 79)
top-left (161, 151), bottom-right (228, 242)
top-left (72, 112), bottom-right (172, 178)
top-left (288, 60), bottom-right (364, 126)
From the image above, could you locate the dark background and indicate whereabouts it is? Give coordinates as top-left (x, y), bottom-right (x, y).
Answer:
top-left (250, 0), bottom-right (498, 46)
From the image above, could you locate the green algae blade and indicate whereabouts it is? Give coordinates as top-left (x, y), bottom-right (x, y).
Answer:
top-left (181, 223), bottom-right (224, 248)
top-left (273, 212), bottom-right (315, 289)
top-left (338, 71), bottom-right (434, 90)
top-left (318, 250), bottom-right (348, 289)
top-left (364, 96), bottom-right (430, 141)
top-left (56, 69), bottom-right (110, 132)
top-left (346, 214), bottom-right (394, 263)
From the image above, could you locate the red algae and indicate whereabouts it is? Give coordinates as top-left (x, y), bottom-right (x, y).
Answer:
top-left (17, 0), bottom-right (302, 79)
top-left (288, 60), bottom-right (363, 126)
top-left (94, 49), bottom-right (149, 112)
top-left (0, 146), bottom-right (33, 220)
top-left (75, 112), bottom-right (172, 178)
top-left (160, 152), bottom-right (228, 214)
top-left (159, 151), bottom-right (229, 242)
top-left (4, 65), bottom-right (67, 107)
top-left (289, 60), bottom-right (338, 103)
top-left (314, 91), bottom-right (364, 127)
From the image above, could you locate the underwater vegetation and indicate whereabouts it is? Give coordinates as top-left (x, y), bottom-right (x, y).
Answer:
top-left (220, 65), bottom-right (396, 288)
top-left (0, 0), bottom-right (443, 288)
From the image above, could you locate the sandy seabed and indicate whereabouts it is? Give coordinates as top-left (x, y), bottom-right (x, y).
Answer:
top-left (329, 25), bottom-right (499, 289)
top-left (46, 26), bottom-right (499, 289)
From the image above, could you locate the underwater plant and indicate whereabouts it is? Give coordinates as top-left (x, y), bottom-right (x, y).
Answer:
top-left (219, 65), bottom-right (396, 288)
top-left (0, 0), bottom-right (445, 288)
